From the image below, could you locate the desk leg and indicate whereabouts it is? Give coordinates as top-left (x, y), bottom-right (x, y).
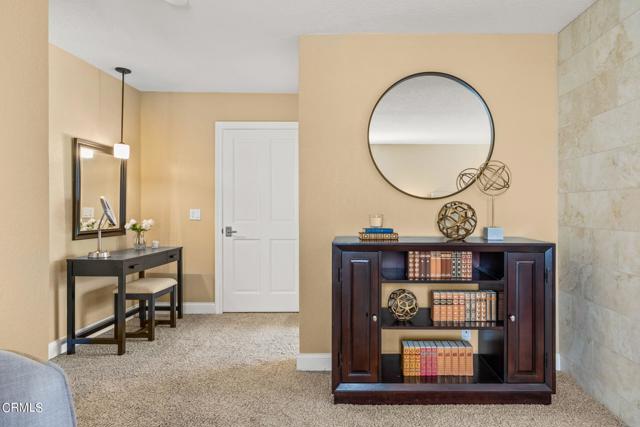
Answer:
top-left (178, 250), bottom-right (183, 319)
top-left (116, 273), bottom-right (126, 355)
top-left (66, 263), bottom-right (76, 355)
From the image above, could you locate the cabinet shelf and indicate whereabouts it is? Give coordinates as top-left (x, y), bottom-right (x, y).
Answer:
top-left (381, 354), bottom-right (503, 384)
top-left (381, 268), bottom-right (503, 285)
top-left (381, 308), bottom-right (503, 330)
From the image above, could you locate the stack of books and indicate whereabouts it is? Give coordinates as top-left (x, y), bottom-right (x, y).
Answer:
top-left (407, 251), bottom-right (473, 280)
top-left (358, 227), bottom-right (399, 241)
top-left (431, 291), bottom-right (499, 324)
top-left (402, 340), bottom-right (473, 377)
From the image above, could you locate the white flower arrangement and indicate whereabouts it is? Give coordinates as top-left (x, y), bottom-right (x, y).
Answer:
top-left (80, 218), bottom-right (97, 231)
top-left (124, 218), bottom-right (154, 233)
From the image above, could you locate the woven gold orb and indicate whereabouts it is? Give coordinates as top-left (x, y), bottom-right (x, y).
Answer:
top-left (456, 167), bottom-right (479, 191)
top-left (437, 201), bottom-right (477, 241)
top-left (476, 160), bottom-right (511, 196)
top-left (388, 289), bottom-right (419, 321)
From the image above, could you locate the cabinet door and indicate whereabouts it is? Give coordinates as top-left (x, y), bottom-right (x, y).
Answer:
top-left (506, 252), bottom-right (545, 383)
top-left (340, 252), bottom-right (379, 382)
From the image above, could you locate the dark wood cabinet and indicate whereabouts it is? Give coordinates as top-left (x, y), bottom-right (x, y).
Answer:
top-left (339, 252), bottom-right (380, 382)
top-left (506, 252), bottom-right (546, 383)
top-left (332, 236), bottom-right (555, 405)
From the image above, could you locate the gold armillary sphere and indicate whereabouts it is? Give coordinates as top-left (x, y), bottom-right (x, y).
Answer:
top-left (437, 201), bottom-right (477, 241)
top-left (388, 289), bottom-right (419, 321)
top-left (456, 167), bottom-right (479, 191)
top-left (476, 160), bottom-right (511, 196)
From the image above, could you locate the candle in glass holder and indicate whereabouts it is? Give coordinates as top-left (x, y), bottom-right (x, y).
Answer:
top-left (369, 214), bottom-right (384, 228)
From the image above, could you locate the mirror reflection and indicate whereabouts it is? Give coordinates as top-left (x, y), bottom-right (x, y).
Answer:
top-left (368, 73), bottom-right (494, 199)
top-left (73, 138), bottom-right (126, 239)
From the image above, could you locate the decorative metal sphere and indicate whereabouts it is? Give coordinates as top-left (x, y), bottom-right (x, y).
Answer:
top-left (456, 167), bottom-right (479, 191)
top-left (476, 160), bottom-right (511, 196)
top-left (388, 289), bottom-right (419, 321)
top-left (437, 201), bottom-right (477, 241)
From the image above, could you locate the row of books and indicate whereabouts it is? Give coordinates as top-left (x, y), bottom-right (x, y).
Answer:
top-left (407, 251), bottom-right (473, 280)
top-left (432, 291), bottom-right (500, 323)
top-left (359, 227), bottom-right (398, 241)
top-left (402, 340), bottom-right (474, 377)
top-left (403, 375), bottom-right (474, 384)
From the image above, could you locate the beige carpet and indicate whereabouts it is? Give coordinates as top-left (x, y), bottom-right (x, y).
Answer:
top-left (54, 313), bottom-right (623, 427)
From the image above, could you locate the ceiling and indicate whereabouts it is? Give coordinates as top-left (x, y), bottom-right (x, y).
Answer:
top-left (49, 0), bottom-right (594, 93)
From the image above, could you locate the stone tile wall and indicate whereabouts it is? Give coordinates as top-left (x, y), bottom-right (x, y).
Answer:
top-left (559, 0), bottom-right (640, 425)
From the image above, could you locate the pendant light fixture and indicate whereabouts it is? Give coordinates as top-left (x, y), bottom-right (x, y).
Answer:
top-left (113, 67), bottom-right (131, 160)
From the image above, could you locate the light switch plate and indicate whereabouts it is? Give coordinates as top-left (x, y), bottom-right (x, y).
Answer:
top-left (461, 330), bottom-right (471, 341)
top-left (189, 208), bottom-right (201, 221)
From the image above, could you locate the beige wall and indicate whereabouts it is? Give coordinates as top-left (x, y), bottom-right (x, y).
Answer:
top-left (299, 34), bottom-right (558, 354)
top-left (140, 93), bottom-right (298, 302)
top-left (0, 0), bottom-right (49, 360)
top-left (558, 1), bottom-right (640, 425)
top-left (49, 45), bottom-right (141, 342)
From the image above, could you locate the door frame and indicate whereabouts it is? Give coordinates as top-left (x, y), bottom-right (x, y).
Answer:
top-left (214, 121), bottom-right (299, 314)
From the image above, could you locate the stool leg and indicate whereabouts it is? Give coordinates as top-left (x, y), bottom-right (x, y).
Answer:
top-left (170, 287), bottom-right (177, 328)
top-left (139, 299), bottom-right (147, 328)
top-left (113, 294), bottom-right (119, 339)
top-left (147, 297), bottom-right (155, 342)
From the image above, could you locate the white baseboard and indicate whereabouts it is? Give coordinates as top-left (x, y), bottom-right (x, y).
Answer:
top-left (556, 353), bottom-right (562, 371)
top-left (183, 302), bottom-right (217, 314)
top-left (48, 306), bottom-right (140, 360)
top-left (48, 302), bottom-right (217, 359)
top-left (296, 353), bottom-right (331, 371)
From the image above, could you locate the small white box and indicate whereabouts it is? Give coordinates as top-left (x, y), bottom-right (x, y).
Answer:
top-left (483, 226), bottom-right (504, 241)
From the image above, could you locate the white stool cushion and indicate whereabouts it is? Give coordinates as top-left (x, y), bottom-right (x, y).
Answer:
top-left (114, 277), bottom-right (177, 295)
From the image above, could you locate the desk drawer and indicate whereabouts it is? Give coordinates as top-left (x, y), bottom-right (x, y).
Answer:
top-left (124, 250), bottom-right (179, 273)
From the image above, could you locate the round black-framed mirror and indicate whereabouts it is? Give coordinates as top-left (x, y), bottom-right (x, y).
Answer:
top-left (368, 72), bottom-right (494, 199)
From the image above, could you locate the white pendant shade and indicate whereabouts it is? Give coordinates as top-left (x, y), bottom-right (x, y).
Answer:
top-left (113, 143), bottom-right (130, 159)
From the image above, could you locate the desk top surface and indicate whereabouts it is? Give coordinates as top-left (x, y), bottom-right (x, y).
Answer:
top-left (68, 246), bottom-right (181, 262)
top-left (333, 236), bottom-right (553, 246)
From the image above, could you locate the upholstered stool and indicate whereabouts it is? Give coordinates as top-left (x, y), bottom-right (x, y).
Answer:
top-left (113, 277), bottom-right (177, 342)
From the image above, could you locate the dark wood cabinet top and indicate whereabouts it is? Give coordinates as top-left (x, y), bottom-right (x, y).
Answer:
top-left (333, 236), bottom-right (554, 248)
top-left (68, 246), bottom-right (182, 262)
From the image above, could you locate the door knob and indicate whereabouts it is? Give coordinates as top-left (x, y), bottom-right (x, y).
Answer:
top-left (509, 314), bottom-right (516, 322)
top-left (372, 315), bottom-right (378, 322)
top-left (224, 226), bottom-right (238, 237)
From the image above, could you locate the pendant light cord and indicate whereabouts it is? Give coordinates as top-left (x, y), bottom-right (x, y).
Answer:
top-left (120, 71), bottom-right (125, 143)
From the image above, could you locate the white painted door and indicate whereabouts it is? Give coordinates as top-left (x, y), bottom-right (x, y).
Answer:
top-left (218, 123), bottom-right (298, 312)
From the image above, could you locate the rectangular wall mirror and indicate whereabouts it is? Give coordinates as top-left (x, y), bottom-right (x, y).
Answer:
top-left (72, 138), bottom-right (127, 240)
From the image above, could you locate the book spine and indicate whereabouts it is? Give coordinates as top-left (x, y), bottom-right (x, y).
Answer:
top-left (415, 341), bottom-right (421, 377)
top-left (430, 342), bottom-right (435, 377)
top-left (490, 291), bottom-right (497, 322)
top-left (363, 228), bottom-right (394, 233)
top-left (402, 340), bottom-right (408, 376)
top-left (450, 341), bottom-right (458, 376)
top-left (465, 292), bottom-right (471, 322)
top-left (408, 251), bottom-right (414, 281)
top-left (437, 342), bottom-right (444, 376)
top-left (432, 291), bottom-right (439, 322)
